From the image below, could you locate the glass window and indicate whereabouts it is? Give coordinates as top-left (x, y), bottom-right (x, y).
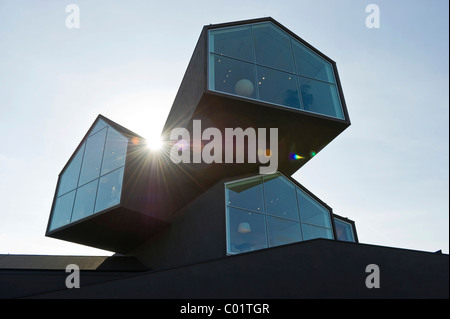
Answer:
top-left (263, 174), bottom-right (299, 220)
top-left (71, 179), bottom-right (98, 222)
top-left (209, 26), bottom-right (254, 63)
top-left (226, 177), bottom-right (264, 213)
top-left (267, 216), bottom-right (301, 247)
top-left (293, 41), bottom-right (335, 83)
top-left (50, 118), bottom-right (129, 233)
top-left (301, 223), bottom-right (333, 241)
top-left (253, 23), bottom-right (295, 73)
top-left (298, 77), bottom-right (343, 119)
top-left (208, 21), bottom-right (345, 120)
top-left (225, 172), bottom-right (335, 255)
top-left (89, 119), bottom-right (108, 136)
top-left (78, 127), bottom-right (107, 186)
top-left (297, 189), bottom-right (331, 228)
top-left (334, 219), bottom-right (356, 242)
top-left (95, 167), bottom-right (124, 213)
top-left (209, 54), bottom-right (256, 99)
top-left (57, 144), bottom-right (84, 196)
top-left (257, 66), bottom-right (300, 109)
top-left (49, 190), bottom-right (75, 230)
top-left (227, 207), bottom-right (267, 254)
top-left (101, 128), bottom-right (128, 176)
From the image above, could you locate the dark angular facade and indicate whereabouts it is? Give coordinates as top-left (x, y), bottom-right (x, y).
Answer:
top-left (1, 17), bottom-right (447, 300)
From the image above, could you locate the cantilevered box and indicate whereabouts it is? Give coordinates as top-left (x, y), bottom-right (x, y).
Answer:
top-left (162, 17), bottom-right (350, 181)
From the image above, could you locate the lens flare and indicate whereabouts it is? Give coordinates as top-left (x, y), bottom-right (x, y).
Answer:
top-left (131, 137), bottom-right (140, 145)
top-left (290, 153), bottom-right (304, 160)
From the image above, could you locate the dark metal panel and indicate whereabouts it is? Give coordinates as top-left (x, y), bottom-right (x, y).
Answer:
top-left (25, 240), bottom-right (449, 299)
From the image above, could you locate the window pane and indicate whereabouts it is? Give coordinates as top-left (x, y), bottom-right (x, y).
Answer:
top-left (301, 224), bottom-right (333, 240)
top-left (95, 167), bottom-right (124, 213)
top-left (227, 207), bottom-right (267, 254)
top-left (50, 190), bottom-right (75, 230)
top-left (78, 128), bottom-right (107, 185)
top-left (298, 77), bottom-right (344, 119)
top-left (226, 177), bottom-right (264, 213)
top-left (267, 216), bottom-right (301, 247)
top-left (209, 26), bottom-right (254, 62)
top-left (101, 127), bottom-right (128, 176)
top-left (57, 144), bottom-right (84, 196)
top-left (293, 41), bottom-right (335, 83)
top-left (253, 23), bottom-right (295, 73)
top-left (210, 54), bottom-right (256, 99)
top-left (264, 174), bottom-right (299, 221)
top-left (297, 189), bottom-right (331, 228)
top-left (89, 119), bottom-right (108, 137)
top-left (71, 179), bottom-right (98, 222)
top-left (257, 66), bottom-right (300, 109)
top-left (334, 219), bottom-right (355, 242)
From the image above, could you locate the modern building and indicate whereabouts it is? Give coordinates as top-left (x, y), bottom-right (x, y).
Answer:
top-left (1, 17), bottom-right (448, 299)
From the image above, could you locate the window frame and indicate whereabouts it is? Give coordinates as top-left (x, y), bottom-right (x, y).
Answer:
top-left (333, 214), bottom-right (359, 243)
top-left (47, 120), bottom-right (129, 233)
top-left (207, 21), bottom-right (345, 120)
top-left (224, 172), bottom-right (335, 255)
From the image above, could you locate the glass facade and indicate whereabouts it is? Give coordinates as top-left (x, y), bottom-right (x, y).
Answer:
top-left (225, 173), bottom-right (334, 254)
top-left (209, 22), bottom-right (344, 119)
top-left (49, 119), bottom-right (128, 231)
top-left (334, 218), bottom-right (356, 242)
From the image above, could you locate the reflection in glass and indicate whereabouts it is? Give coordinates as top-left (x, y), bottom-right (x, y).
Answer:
top-left (264, 174), bottom-right (299, 221)
top-left (301, 223), bottom-right (333, 241)
top-left (210, 54), bottom-right (256, 99)
top-left (50, 118), bottom-right (130, 231)
top-left (89, 119), bottom-right (108, 137)
top-left (253, 23), bottom-right (295, 73)
top-left (209, 26), bottom-right (254, 62)
top-left (71, 179), bottom-right (98, 222)
top-left (95, 167), bottom-right (124, 213)
top-left (101, 128), bottom-right (128, 175)
top-left (226, 177), bottom-right (264, 213)
top-left (334, 219), bottom-right (355, 242)
top-left (298, 77), bottom-right (343, 119)
top-left (57, 144), bottom-right (84, 196)
top-left (297, 189), bottom-right (331, 228)
top-left (78, 128), bottom-right (107, 186)
top-left (227, 207), bottom-right (267, 254)
top-left (293, 41), bottom-right (335, 83)
top-left (225, 172), bottom-right (335, 255)
top-left (50, 190), bottom-right (75, 230)
top-left (267, 216), bottom-right (301, 247)
top-left (257, 66), bottom-right (300, 109)
top-left (208, 21), bottom-right (346, 120)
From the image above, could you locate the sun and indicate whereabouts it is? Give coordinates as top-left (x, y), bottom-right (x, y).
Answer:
top-left (146, 136), bottom-right (163, 151)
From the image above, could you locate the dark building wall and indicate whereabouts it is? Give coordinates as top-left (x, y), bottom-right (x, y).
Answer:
top-left (0, 269), bottom-right (139, 299)
top-left (162, 28), bottom-right (207, 136)
top-left (26, 239), bottom-right (449, 299)
top-left (128, 179), bottom-right (227, 270)
top-left (0, 255), bottom-right (148, 299)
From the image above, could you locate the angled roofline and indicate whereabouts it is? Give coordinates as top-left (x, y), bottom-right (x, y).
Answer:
top-left (204, 16), bottom-right (337, 64)
top-left (46, 115), bottom-right (145, 235)
top-left (57, 114), bottom-right (143, 178)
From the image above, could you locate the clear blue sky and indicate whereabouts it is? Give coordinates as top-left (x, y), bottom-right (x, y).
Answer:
top-left (0, 0), bottom-right (448, 255)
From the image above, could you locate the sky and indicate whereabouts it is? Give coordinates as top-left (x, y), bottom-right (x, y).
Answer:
top-left (0, 0), bottom-right (448, 256)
